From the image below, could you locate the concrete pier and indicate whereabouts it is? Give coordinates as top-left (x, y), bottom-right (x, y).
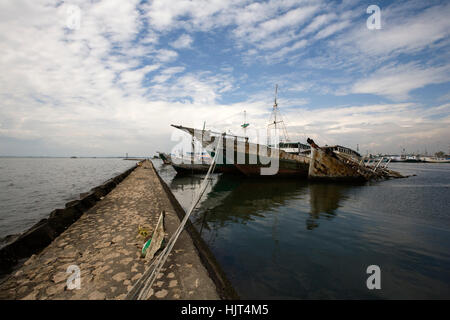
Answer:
top-left (0, 160), bottom-right (220, 300)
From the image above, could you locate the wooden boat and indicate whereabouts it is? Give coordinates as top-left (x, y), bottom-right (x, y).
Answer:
top-left (171, 86), bottom-right (406, 181)
top-left (171, 125), bottom-right (310, 177)
top-left (170, 154), bottom-right (242, 175)
top-left (171, 86), bottom-right (311, 177)
top-left (170, 126), bottom-right (406, 180)
top-left (422, 157), bottom-right (450, 163)
top-left (171, 162), bottom-right (212, 175)
top-left (169, 152), bottom-right (211, 175)
top-left (307, 138), bottom-right (404, 181)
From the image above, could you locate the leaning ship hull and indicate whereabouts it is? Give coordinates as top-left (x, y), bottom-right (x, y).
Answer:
top-left (307, 139), bottom-right (405, 181)
top-left (308, 148), bottom-right (366, 181)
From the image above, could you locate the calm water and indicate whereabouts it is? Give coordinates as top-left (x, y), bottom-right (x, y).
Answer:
top-left (155, 160), bottom-right (450, 299)
top-left (0, 158), bottom-right (135, 239)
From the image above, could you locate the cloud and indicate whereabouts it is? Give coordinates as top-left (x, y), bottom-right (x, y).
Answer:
top-left (148, 71), bottom-right (235, 105)
top-left (314, 20), bottom-right (351, 40)
top-left (0, 0), bottom-right (448, 157)
top-left (300, 13), bottom-right (337, 36)
top-left (170, 34), bottom-right (193, 49)
top-left (144, 0), bottom-right (322, 54)
top-left (154, 49), bottom-right (179, 62)
top-left (144, 0), bottom-right (237, 31)
top-left (233, 4), bottom-right (319, 49)
top-left (351, 63), bottom-right (450, 100)
top-left (331, 2), bottom-right (450, 61)
top-left (264, 39), bottom-right (308, 63)
top-left (256, 6), bottom-right (319, 39)
top-left (0, 0), bottom-right (179, 156)
top-left (281, 102), bottom-right (450, 154)
top-left (152, 66), bottom-right (186, 83)
top-left (297, 1), bottom-right (450, 101)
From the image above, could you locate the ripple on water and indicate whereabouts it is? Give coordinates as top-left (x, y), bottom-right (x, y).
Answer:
top-left (0, 158), bottom-right (135, 238)
top-left (154, 160), bottom-right (450, 299)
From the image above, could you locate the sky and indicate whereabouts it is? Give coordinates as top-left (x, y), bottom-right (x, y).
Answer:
top-left (0, 0), bottom-right (449, 157)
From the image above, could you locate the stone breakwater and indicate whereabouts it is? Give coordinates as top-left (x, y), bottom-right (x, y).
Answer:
top-left (153, 166), bottom-right (239, 300)
top-left (0, 165), bottom-right (137, 274)
top-left (0, 160), bottom-right (220, 300)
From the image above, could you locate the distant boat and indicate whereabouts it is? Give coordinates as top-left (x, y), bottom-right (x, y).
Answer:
top-left (390, 156), bottom-right (405, 162)
top-left (70, 156), bottom-right (77, 159)
top-left (404, 156), bottom-right (423, 163)
top-left (422, 157), bottom-right (450, 163)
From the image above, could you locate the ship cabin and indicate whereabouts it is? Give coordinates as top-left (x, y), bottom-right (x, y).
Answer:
top-left (324, 145), bottom-right (362, 160)
top-left (278, 142), bottom-right (311, 155)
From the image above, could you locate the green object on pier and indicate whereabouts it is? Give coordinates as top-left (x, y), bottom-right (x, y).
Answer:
top-left (141, 238), bottom-right (152, 257)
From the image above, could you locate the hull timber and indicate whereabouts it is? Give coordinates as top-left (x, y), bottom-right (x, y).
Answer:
top-left (216, 164), bottom-right (243, 174)
top-left (171, 162), bottom-right (211, 175)
top-left (308, 148), bottom-right (366, 181)
top-left (307, 138), bottom-right (405, 181)
top-left (172, 163), bottom-right (242, 175)
top-left (171, 156), bottom-right (241, 175)
top-left (233, 148), bottom-right (309, 177)
top-left (171, 124), bottom-right (310, 177)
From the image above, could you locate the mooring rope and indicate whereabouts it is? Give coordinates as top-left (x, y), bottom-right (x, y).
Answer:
top-left (125, 136), bottom-right (222, 300)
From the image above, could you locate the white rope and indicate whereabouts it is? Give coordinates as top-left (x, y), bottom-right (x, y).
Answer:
top-left (126, 136), bottom-right (222, 300)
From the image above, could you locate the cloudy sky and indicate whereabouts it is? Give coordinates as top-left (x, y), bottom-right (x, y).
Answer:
top-left (0, 0), bottom-right (449, 157)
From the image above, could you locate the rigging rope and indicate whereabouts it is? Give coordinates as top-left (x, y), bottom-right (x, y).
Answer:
top-left (125, 136), bottom-right (223, 300)
top-left (208, 110), bottom-right (246, 127)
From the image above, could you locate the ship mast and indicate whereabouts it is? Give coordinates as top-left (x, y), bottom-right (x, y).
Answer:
top-left (244, 110), bottom-right (247, 138)
top-left (241, 110), bottom-right (249, 139)
top-left (267, 84), bottom-right (290, 145)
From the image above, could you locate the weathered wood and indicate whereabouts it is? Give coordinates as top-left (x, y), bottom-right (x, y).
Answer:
top-left (307, 138), bottom-right (405, 181)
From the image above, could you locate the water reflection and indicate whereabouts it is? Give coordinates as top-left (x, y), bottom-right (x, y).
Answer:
top-left (176, 174), bottom-right (364, 233)
top-left (307, 182), bottom-right (364, 230)
top-left (193, 177), bottom-right (303, 227)
top-left (155, 159), bottom-right (450, 299)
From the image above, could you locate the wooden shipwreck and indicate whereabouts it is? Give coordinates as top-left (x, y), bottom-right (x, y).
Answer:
top-left (170, 86), bottom-right (406, 181)
top-left (307, 138), bottom-right (404, 181)
top-left (171, 124), bottom-right (311, 177)
top-left (169, 125), bottom-right (406, 181)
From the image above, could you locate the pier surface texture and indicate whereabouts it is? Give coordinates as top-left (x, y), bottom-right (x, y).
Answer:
top-left (0, 160), bottom-right (219, 300)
